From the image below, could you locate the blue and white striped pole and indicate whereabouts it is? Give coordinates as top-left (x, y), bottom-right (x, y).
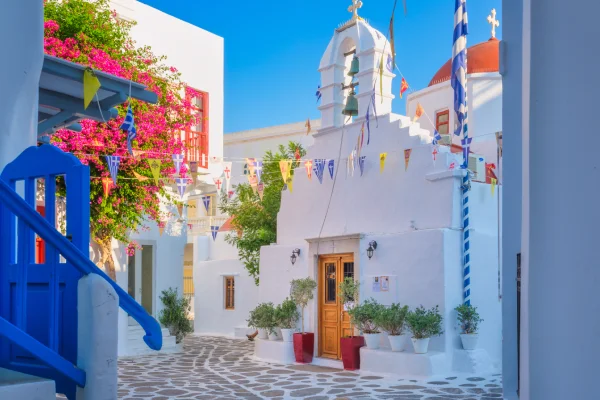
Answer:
top-left (451, 0), bottom-right (471, 305)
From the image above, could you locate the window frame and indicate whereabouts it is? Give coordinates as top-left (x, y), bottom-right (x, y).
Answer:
top-left (224, 276), bottom-right (235, 310)
top-left (185, 87), bottom-right (209, 168)
top-left (435, 109), bottom-right (450, 135)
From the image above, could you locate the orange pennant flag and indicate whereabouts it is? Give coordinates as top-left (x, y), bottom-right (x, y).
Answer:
top-left (133, 171), bottom-right (149, 182)
top-left (400, 77), bottom-right (409, 99)
top-left (413, 103), bottom-right (424, 122)
top-left (176, 203), bottom-right (184, 218)
top-left (305, 160), bottom-right (313, 180)
top-left (305, 119), bottom-right (311, 135)
top-left (404, 149), bottom-right (412, 171)
top-left (101, 177), bottom-right (112, 199)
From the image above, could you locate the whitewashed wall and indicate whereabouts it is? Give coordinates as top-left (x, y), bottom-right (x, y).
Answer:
top-left (406, 74), bottom-right (502, 163)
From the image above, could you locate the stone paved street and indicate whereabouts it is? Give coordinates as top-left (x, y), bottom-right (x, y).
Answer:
top-left (60, 336), bottom-right (504, 399)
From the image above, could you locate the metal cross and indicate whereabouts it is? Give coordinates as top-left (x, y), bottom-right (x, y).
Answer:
top-left (348, 0), bottom-right (363, 20)
top-left (487, 8), bottom-right (500, 38)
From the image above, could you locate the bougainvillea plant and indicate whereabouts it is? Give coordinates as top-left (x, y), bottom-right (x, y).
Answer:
top-left (44, 0), bottom-right (199, 279)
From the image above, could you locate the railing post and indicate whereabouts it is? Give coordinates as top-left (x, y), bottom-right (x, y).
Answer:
top-left (76, 273), bottom-right (118, 400)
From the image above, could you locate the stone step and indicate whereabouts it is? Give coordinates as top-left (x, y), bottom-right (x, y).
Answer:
top-left (128, 326), bottom-right (171, 338)
top-left (0, 368), bottom-right (56, 400)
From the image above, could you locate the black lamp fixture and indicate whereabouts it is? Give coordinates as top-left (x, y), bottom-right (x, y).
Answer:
top-left (290, 249), bottom-right (301, 265)
top-left (367, 241), bottom-right (378, 260)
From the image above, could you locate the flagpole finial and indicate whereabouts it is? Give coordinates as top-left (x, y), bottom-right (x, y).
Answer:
top-left (348, 0), bottom-right (363, 20)
top-left (487, 8), bottom-right (500, 38)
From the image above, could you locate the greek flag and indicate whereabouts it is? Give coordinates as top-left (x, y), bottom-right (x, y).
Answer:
top-left (211, 226), bottom-right (219, 241)
top-left (316, 85), bottom-right (322, 103)
top-left (172, 154), bottom-right (184, 176)
top-left (106, 155), bottom-right (120, 185)
top-left (176, 177), bottom-right (187, 199)
top-left (452, 0), bottom-right (469, 137)
top-left (120, 104), bottom-right (136, 155)
top-left (433, 129), bottom-right (442, 145)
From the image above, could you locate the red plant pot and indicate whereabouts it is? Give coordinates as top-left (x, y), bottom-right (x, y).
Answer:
top-left (340, 336), bottom-right (365, 370)
top-left (293, 332), bottom-right (314, 364)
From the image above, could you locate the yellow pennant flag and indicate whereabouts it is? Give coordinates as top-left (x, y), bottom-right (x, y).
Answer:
top-left (148, 159), bottom-right (161, 185)
top-left (286, 175), bottom-right (294, 193)
top-left (83, 68), bottom-right (101, 110)
top-left (404, 149), bottom-right (412, 171)
top-left (158, 225), bottom-right (165, 236)
top-left (491, 178), bottom-right (497, 196)
top-left (133, 171), bottom-right (149, 182)
top-left (176, 203), bottom-right (184, 218)
top-left (248, 174), bottom-right (258, 193)
top-left (379, 153), bottom-right (387, 173)
top-left (279, 160), bottom-right (291, 183)
top-left (101, 177), bottom-right (112, 199)
top-left (413, 103), bottom-right (424, 122)
top-left (379, 54), bottom-right (384, 103)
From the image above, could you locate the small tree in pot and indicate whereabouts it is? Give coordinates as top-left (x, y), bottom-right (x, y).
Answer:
top-left (348, 298), bottom-right (384, 349)
top-left (406, 305), bottom-right (443, 354)
top-left (250, 302), bottom-right (276, 340)
top-left (455, 304), bottom-right (483, 350)
top-left (275, 298), bottom-right (300, 342)
top-left (158, 288), bottom-right (193, 344)
top-left (338, 277), bottom-right (363, 370)
top-left (376, 303), bottom-right (409, 352)
top-left (290, 278), bottom-right (317, 363)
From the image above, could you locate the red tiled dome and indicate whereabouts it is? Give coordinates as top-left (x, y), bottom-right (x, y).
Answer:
top-left (428, 38), bottom-right (500, 87)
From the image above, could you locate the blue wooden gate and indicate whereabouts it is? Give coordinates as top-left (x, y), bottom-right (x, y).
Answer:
top-left (0, 145), bottom-right (90, 400)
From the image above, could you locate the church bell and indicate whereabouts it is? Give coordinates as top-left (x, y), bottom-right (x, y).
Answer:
top-left (348, 56), bottom-right (359, 77)
top-left (342, 89), bottom-right (359, 116)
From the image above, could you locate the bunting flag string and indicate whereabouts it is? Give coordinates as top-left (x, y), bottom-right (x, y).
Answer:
top-left (175, 177), bottom-right (187, 199)
top-left (313, 159), bottom-right (325, 184)
top-left (305, 160), bottom-right (313, 180)
top-left (359, 156), bottom-right (366, 177)
top-left (83, 68), bottom-right (101, 110)
top-left (327, 160), bottom-right (335, 179)
top-left (101, 177), bottom-right (112, 199)
top-left (404, 149), bottom-right (412, 171)
top-left (172, 154), bottom-right (184, 176)
top-left (133, 171), bottom-right (149, 182)
top-left (106, 155), bottom-right (121, 185)
top-left (253, 161), bottom-right (263, 183)
top-left (257, 182), bottom-right (265, 200)
top-left (148, 159), bottom-right (161, 185)
top-left (190, 161), bottom-right (199, 185)
top-left (202, 195), bottom-right (211, 213)
top-left (211, 226), bottom-right (219, 241)
top-left (279, 160), bottom-right (291, 184)
top-left (379, 153), bottom-right (387, 173)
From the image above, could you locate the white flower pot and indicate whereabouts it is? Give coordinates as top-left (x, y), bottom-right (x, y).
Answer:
top-left (364, 333), bottom-right (381, 349)
top-left (388, 334), bottom-right (407, 352)
top-left (460, 333), bottom-right (479, 350)
top-left (257, 328), bottom-right (268, 340)
top-left (411, 337), bottom-right (430, 354)
top-left (281, 328), bottom-right (294, 342)
top-left (268, 331), bottom-right (279, 341)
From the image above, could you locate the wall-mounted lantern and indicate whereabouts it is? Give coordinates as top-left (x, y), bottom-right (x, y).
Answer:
top-left (290, 249), bottom-right (301, 265)
top-left (367, 241), bottom-right (378, 260)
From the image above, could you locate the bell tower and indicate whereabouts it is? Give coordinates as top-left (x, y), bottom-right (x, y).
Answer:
top-left (318, 1), bottom-right (395, 132)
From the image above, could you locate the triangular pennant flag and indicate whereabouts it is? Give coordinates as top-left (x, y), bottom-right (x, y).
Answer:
top-left (313, 159), bottom-right (325, 184)
top-left (389, 9), bottom-right (396, 68)
top-left (248, 174), bottom-right (258, 193)
top-left (211, 226), bottom-right (219, 241)
top-left (101, 177), bottom-right (113, 199)
top-left (213, 177), bottom-right (223, 191)
top-left (379, 153), bottom-right (387, 173)
top-left (305, 119), bottom-right (312, 135)
top-left (294, 148), bottom-right (301, 161)
top-left (305, 160), bottom-right (313, 180)
top-left (158, 222), bottom-right (165, 236)
top-left (246, 158), bottom-right (257, 175)
top-left (132, 149), bottom-right (145, 160)
top-left (222, 162), bottom-right (232, 180)
top-left (228, 190), bottom-right (235, 199)
top-left (253, 161), bottom-right (263, 183)
top-left (413, 103), bottom-right (424, 122)
top-left (400, 77), bottom-right (409, 99)
top-left (148, 159), bottom-right (161, 185)
top-left (404, 149), bottom-right (412, 171)
top-left (172, 154), bottom-right (184, 176)
top-left (286, 175), bottom-right (294, 193)
top-left (491, 178), bottom-right (497, 196)
top-left (187, 223), bottom-right (193, 231)
top-left (279, 160), bottom-right (291, 183)
top-left (432, 146), bottom-right (439, 165)
top-left (83, 68), bottom-right (101, 110)
top-left (202, 196), bottom-right (211, 213)
top-left (328, 159), bottom-right (335, 179)
top-left (121, 104), bottom-right (137, 155)
top-left (257, 182), bottom-right (264, 200)
top-left (379, 54), bottom-right (384, 102)
top-left (359, 156), bottom-right (366, 177)
top-left (133, 171), bottom-right (149, 182)
top-left (189, 161), bottom-right (199, 185)
top-left (176, 203), bottom-right (184, 218)
top-left (105, 155), bottom-right (120, 185)
top-left (366, 105), bottom-right (371, 145)
top-left (175, 177), bottom-right (187, 199)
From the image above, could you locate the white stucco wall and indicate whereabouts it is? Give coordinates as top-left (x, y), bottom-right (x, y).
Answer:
top-left (0, 0), bottom-right (44, 170)
top-left (406, 74), bottom-right (502, 163)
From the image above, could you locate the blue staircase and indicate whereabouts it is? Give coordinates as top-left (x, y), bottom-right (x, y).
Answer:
top-left (0, 145), bottom-right (162, 399)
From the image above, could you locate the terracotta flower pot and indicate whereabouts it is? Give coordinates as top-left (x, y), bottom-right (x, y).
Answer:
top-left (293, 332), bottom-right (314, 364)
top-left (340, 336), bottom-right (365, 370)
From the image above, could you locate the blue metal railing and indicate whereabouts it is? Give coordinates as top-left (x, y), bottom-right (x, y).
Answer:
top-left (0, 178), bottom-right (162, 376)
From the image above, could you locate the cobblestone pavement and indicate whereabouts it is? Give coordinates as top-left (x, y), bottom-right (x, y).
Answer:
top-left (61, 336), bottom-right (504, 399)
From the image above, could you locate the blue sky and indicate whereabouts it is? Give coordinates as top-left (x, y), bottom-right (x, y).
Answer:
top-left (140, 0), bottom-right (502, 133)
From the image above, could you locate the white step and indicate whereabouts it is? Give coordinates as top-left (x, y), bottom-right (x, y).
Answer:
top-left (234, 326), bottom-right (253, 338)
top-left (121, 325), bottom-right (182, 357)
top-left (128, 326), bottom-right (171, 339)
top-left (0, 368), bottom-right (56, 400)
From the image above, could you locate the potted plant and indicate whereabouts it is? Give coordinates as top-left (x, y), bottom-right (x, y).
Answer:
top-left (158, 288), bottom-right (193, 343)
top-left (290, 277), bottom-right (317, 363)
top-left (338, 277), bottom-right (364, 370)
top-left (348, 298), bottom-right (384, 349)
top-left (250, 303), bottom-right (275, 340)
top-left (376, 303), bottom-right (409, 352)
top-left (406, 305), bottom-right (443, 354)
top-left (455, 303), bottom-right (483, 350)
top-left (275, 298), bottom-right (299, 342)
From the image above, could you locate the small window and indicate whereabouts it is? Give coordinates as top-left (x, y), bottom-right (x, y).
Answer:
top-left (325, 263), bottom-right (336, 304)
top-left (435, 109), bottom-right (450, 135)
top-left (224, 276), bottom-right (235, 310)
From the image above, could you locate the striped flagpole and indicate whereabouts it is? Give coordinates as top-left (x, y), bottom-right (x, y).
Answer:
top-left (451, 0), bottom-right (471, 305)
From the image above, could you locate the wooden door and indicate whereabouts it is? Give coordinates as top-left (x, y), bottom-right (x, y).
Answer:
top-left (318, 254), bottom-right (355, 360)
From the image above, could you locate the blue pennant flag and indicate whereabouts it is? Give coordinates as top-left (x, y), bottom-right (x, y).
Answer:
top-left (175, 177), bottom-right (187, 199)
top-left (366, 106), bottom-right (371, 145)
top-left (328, 160), bottom-right (335, 179)
top-left (386, 54), bottom-right (393, 72)
top-left (359, 156), bottom-right (366, 177)
top-left (172, 154), bottom-right (184, 176)
top-left (105, 155), bottom-right (120, 185)
top-left (370, 89), bottom-right (378, 128)
top-left (433, 129), bottom-right (442, 145)
top-left (120, 104), bottom-right (136, 155)
top-left (253, 161), bottom-right (264, 183)
top-left (316, 85), bottom-right (322, 103)
top-left (202, 195), bottom-right (211, 213)
top-left (313, 159), bottom-right (326, 184)
top-left (461, 137), bottom-right (473, 168)
top-left (211, 225), bottom-right (219, 241)
top-left (452, 0), bottom-right (469, 136)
